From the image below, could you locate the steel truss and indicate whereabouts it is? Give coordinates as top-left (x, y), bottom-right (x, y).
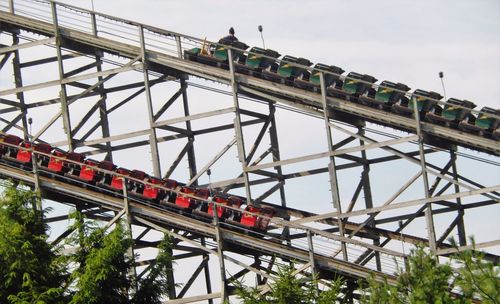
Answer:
top-left (0, 0), bottom-right (499, 302)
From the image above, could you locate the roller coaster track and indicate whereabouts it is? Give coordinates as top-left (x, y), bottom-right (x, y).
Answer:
top-left (1, 0), bottom-right (499, 302)
top-left (0, 162), bottom-right (398, 282)
top-left (1, 8), bottom-right (499, 155)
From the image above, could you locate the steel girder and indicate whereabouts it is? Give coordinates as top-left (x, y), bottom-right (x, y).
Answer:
top-left (0, 1), bottom-right (499, 302)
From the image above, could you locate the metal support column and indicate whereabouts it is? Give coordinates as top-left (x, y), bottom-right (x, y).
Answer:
top-left (319, 72), bottom-right (347, 260)
top-left (267, 102), bottom-right (290, 241)
top-left (166, 235), bottom-right (177, 299)
top-left (172, 32), bottom-right (197, 182)
top-left (212, 198), bottom-right (227, 301)
top-left (180, 78), bottom-right (199, 184)
top-left (138, 25), bottom-right (161, 177)
top-left (200, 237), bottom-right (214, 304)
top-left (91, 12), bottom-right (113, 161)
top-left (10, 32), bottom-right (28, 138)
top-left (26, 118), bottom-right (41, 199)
top-left (358, 127), bottom-right (381, 270)
top-left (451, 149), bottom-right (467, 246)
top-left (307, 230), bottom-right (318, 296)
top-left (174, 33), bottom-right (199, 184)
top-left (228, 49), bottom-right (252, 203)
top-left (50, 1), bottom-right (73, 151)
top-left (122, 179), bottom-right (138, 295)
top-left (411, 97), bottom-right (437, 252)
top-left (254, 256), bottom-right (263, 285)
top-left (268, 103), bottom-right (287, 208)
top-left (94, 54), bottom-right (113, 160)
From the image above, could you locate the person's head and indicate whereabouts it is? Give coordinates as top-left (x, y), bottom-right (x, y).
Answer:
top-left (229, 27), bottom-right (235, 36)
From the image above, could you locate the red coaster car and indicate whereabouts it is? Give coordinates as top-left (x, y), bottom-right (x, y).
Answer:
top-left (238, 205), bottom-right (275, 232)
top-left (47, 149), bottom-right (68, 173)
top-left (76, 159), bottom-right (103, 183)
top-left (64, 152), bottom-right (85, 177)
top-left (128, 169), bottom-right (147, 195)
top-left (159, 179), bottom-right (178, 205)
top-left (109, 167), bottom-right (131, 191)
top-left (174, 187), bottom-right (209, 210)
top-left (16, 141), bottom-right (52, 165)
top-left (206, 195), bottom-right (243, 220)
top-left (16, 142), bottom-right (34, 164)
top-left (141, 176), bottom-right (165, 202)
top-left (1, 134), bottom-right (22, 159)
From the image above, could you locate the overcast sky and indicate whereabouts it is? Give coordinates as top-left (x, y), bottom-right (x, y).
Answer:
top-left (57, 0), bottom-right (500, 109)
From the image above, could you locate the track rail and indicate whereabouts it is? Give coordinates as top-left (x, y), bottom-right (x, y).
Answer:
top-left (0, 161), bottom-right (398, 285)
top-left (0, 9), bottom-right (499, 155)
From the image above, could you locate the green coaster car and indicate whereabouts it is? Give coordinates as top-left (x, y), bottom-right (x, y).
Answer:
top-left (426, 98), bottom-right (476, 126)
top-left (359, 80), bottom-right (410, 109)
top-left (184, 38), bottom-right (248, 69)
top-left (327, 72), bottom-right (377, 101)
top-left (261, 54), bottom-right (312, 85)
top-left (294, 63), bottom-right (344, 92)
top-left (393, 89), bottom-right (442, 118)
top-left (239, 47), bottom-right (281, 76)
top-left (459, 106), bottom-right (500, 138)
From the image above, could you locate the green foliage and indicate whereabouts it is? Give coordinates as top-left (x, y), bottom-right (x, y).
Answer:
top-left (132, 235), bottom-right (176, 304)
top-left (270, 265), bottom-right (308, 304)
top-left (399, 246), bottom-right (455, 303)
top-left (67, 210), bottom-right (177, 304)
top-left (0, 183), bottom-right (67, 304)
top-left (362, 245), bottom-right (455, 304)
top-left (362, 243), bottom-right (500, 304)
top-left (68, 213), bottom-right (134, 304)
top-left (3, 184), bottom-right (495, 304)
top-left (235, 264), bottom-right (344, 303)
top-left (316, 278), bottom-right (344, 304)
top-left (451, 238), bottom-right (500, 304)
top-left (233, 282), bottom-right (266, 304)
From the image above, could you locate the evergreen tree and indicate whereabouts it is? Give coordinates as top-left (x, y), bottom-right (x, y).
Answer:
top-left (67, 210), bottom-right (177, 303)
top-left (68, 213), bottom-right (134, 304)
top-left (362, 245), bottom-right (455, 304)
top-left (1, 185), bottom-right (497, 303)
top-left (362, 243), bottom-right (500, 304)
top-left (236, 245), bottom-right (498, 303)
top-left (132, 236), bottom-right (176, 304)
top-left (235, 264), bottom-right (344, 303)
top-left (451, 238), bottom-right (500, 304)
top-left (0, 183), bottom-right (67, 304)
